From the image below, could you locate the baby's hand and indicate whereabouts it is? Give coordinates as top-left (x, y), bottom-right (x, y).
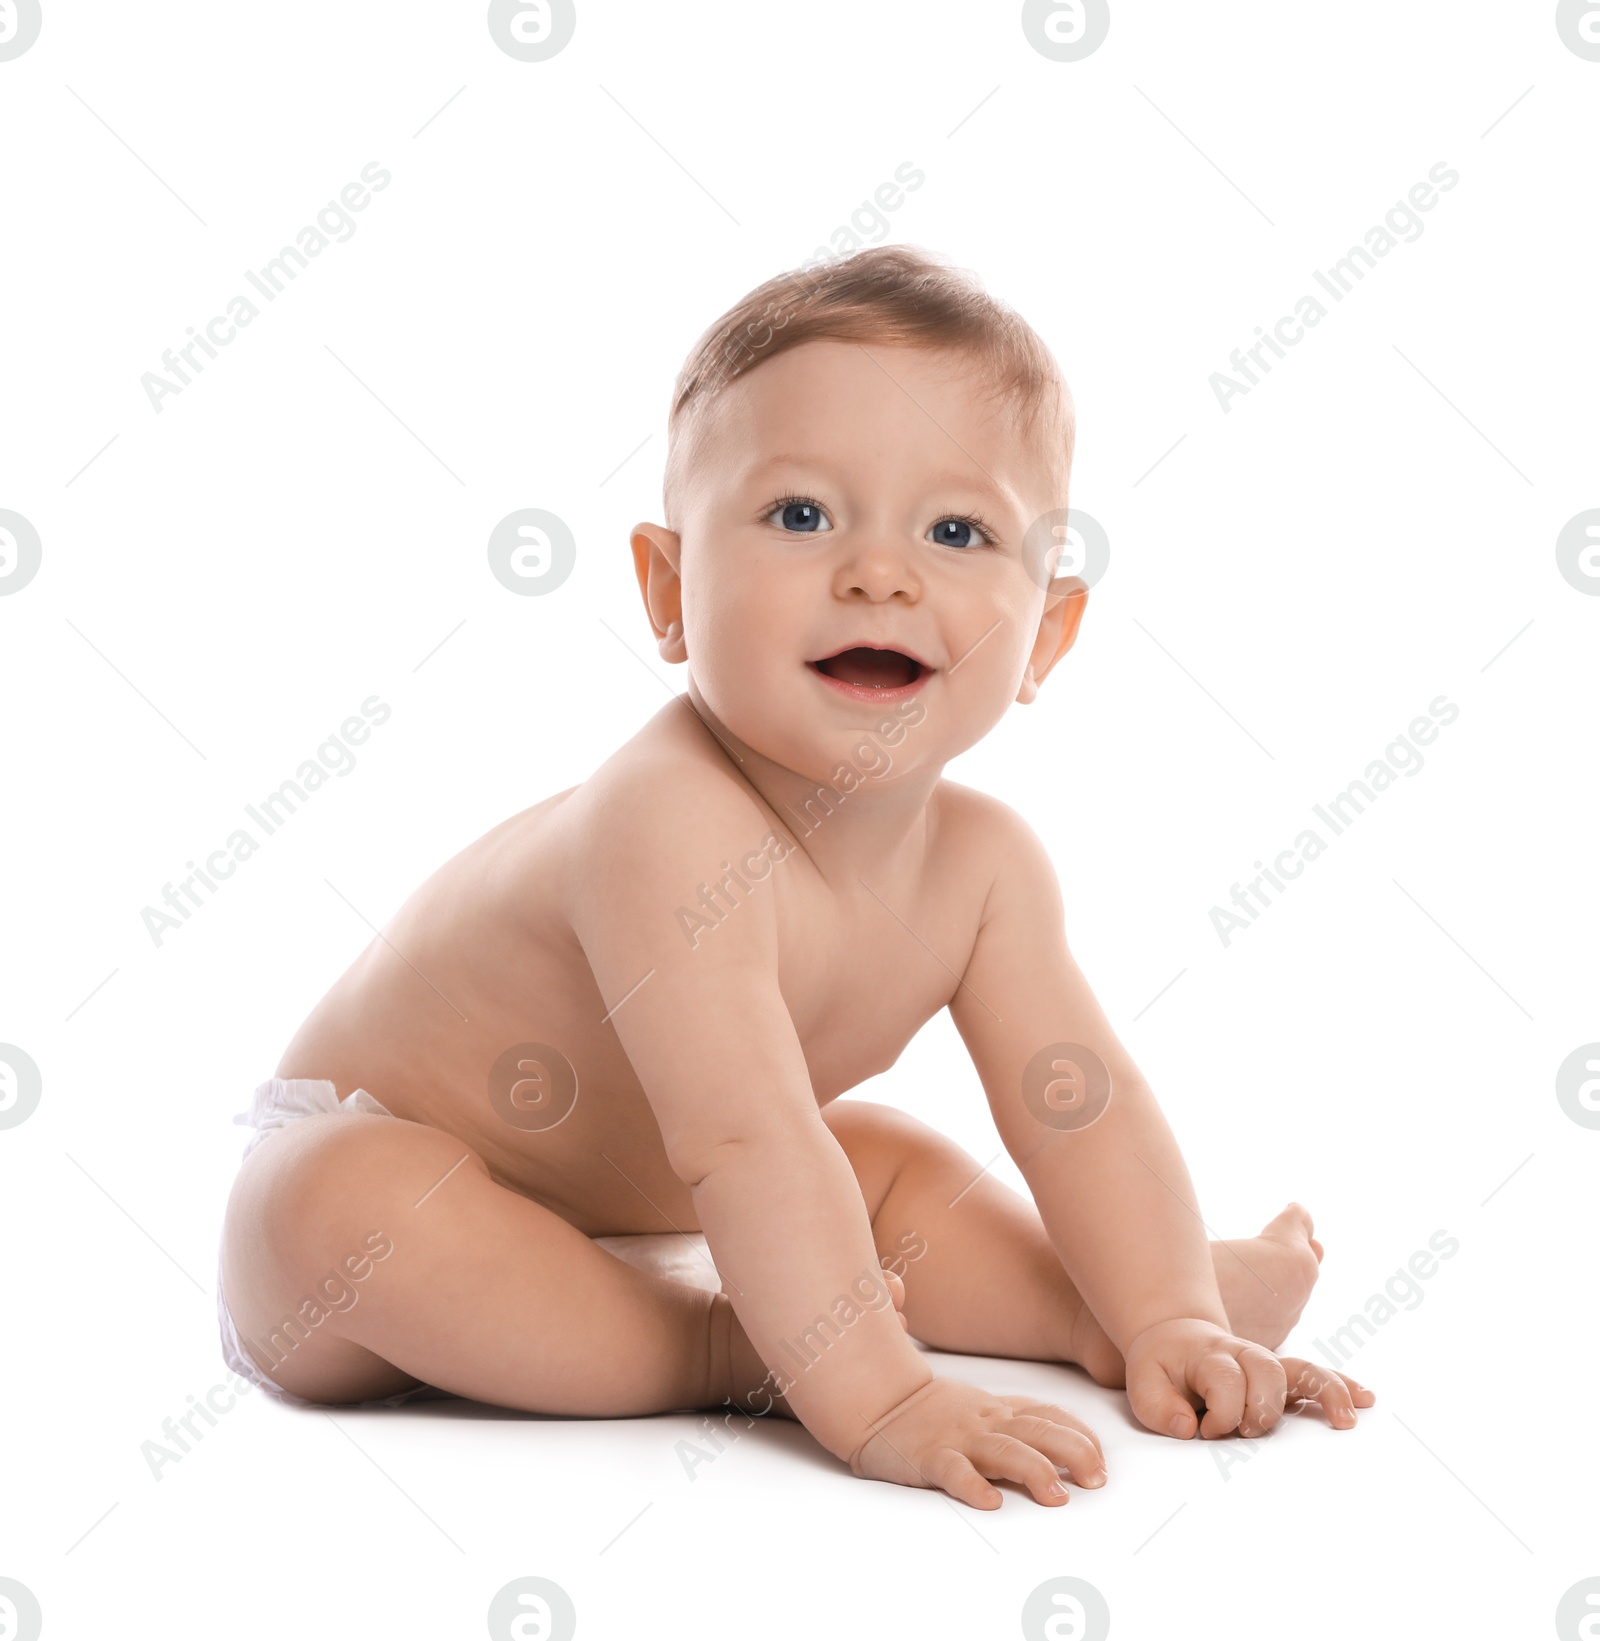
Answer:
top-left (1125, 1318), bottom-right (1374, 1438)
top-left (848, 1379), bottom-right (1106, 1510)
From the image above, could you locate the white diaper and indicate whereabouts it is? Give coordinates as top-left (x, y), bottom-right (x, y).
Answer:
top-left (218, 1076), bottom-right (721, 1410)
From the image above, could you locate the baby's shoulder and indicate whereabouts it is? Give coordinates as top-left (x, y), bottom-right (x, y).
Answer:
top-left (930, 780), bottom-right (1057, 899)
top-left (565, 703), bottom-right (771, 870)
top-left (931, 778), bottom-right (1042, 852)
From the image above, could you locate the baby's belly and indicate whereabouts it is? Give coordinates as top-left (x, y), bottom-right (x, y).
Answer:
top-left (278, 990), bottom-right (704, 1237)
top-left (272, 891), bottom-right (923, 1234)
top-left (408, 1078), bottom-right (703, 1237)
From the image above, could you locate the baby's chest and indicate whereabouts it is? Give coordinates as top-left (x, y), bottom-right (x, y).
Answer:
top-left (774, 891), bottom-right (979, 1099)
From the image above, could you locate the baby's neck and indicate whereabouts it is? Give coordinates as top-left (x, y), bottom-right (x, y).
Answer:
top-left (679, 689), bottom-right (943, 884)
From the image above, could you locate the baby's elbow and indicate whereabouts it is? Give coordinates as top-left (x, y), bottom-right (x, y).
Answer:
top-left (668, 1123), bottom-right (810, 1190)
top-left (669, 1131), bottom-right (758, 1190)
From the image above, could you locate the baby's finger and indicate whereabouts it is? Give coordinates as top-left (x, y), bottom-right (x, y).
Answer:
top-left (1006, 1414), bottom-right (1107, 1487)
top-left (969, 1433), bottom-right (1072, 1507)
top-left (998, 1398), bottom-right (1104, 1458)
top-left (1191, 1352), bottom-right (1246, 1438)
top-left (926, 1447), bottom-right (1003, 1511)
top-left (1284, 1359), bottom-right (1358, 1429)
top-left (1235, 1344), bottom-right (1288, 1437)
top-left (1339, 1371), bottom-right (1376, 1407)
top-left (1126, 1352), bottom-right (1200, 1440)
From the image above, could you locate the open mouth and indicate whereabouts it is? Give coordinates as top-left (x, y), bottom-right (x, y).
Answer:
top-left (809, 646), bottom-right (926, 690)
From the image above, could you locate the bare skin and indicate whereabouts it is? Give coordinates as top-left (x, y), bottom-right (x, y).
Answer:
top-left (221, 337), bottom-right (1371, 1511)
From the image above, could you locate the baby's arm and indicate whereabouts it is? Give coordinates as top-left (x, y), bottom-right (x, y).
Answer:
top-left (566, 772), bottom-right (1102, 1503)
top-left (951, 800), bottom-right (1316, 1440)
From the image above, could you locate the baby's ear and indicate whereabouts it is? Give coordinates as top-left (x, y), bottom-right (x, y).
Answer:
top-left (630, 524), bottom-right (687, 663)
top-left (1017, 576), bottom-right (1088, 704)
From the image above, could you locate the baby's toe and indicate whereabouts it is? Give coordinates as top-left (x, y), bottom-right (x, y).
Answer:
top-left (1263, 1201), bottom-right (1316, 1248)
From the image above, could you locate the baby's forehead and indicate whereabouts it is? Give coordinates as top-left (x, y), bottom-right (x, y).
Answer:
top-left (691, 340), bottom-right (1066, 506)
top-left (734, 335), bottom-right (1008, 411)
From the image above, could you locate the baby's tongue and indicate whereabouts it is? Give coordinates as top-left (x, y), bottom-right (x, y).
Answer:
top-left (822, 647), bottom-right (914, 688)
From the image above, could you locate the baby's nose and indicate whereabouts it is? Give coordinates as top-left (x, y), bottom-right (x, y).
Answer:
top-left (832, 538), bottom-right (922, 603)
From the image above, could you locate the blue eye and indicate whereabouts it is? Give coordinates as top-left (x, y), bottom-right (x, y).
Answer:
top-left (930, 517), bottom-right (985, 549)
top-left (771, 499), bottom-right (830, 533)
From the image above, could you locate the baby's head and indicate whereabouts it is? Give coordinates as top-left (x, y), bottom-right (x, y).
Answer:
top-left (632, 245), bottom-right (1087, 785)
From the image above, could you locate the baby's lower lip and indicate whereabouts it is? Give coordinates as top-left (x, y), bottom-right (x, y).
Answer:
top-left (805, 662), bottom-right (930, 703)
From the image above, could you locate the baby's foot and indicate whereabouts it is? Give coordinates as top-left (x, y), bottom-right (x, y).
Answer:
top-left (715, 1266), bottom-right (909, 1419)
top-left (1212, 1203), bottom-right (1323, 1351)
top-left (1067, 1203), bottom-right (1324, 1386)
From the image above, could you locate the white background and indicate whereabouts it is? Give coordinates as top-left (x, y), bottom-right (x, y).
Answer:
top-left (2, 2), bottom-right (1596, 1637)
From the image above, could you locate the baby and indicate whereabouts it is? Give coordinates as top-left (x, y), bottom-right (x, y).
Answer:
top-left (219, 244), bottom-right (1372, 1510)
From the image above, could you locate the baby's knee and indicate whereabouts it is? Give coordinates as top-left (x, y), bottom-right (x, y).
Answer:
top-left (824, 1096), bottom-right (953, 1164)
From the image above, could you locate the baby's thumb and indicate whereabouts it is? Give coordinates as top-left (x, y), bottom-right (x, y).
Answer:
top-left (881, 1267), bottom-right (908, 1328)
top-left (1127, 1353), bottom-right (1198, 1440)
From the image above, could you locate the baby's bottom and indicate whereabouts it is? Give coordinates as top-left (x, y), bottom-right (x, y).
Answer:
top-left (218, 1098), bottom-right (1323, 1413)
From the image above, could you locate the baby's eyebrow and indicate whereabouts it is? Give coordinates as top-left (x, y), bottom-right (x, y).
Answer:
top-left (745, 452), bottom-right (833, 478)
top-left (745, 453), bottom-right (1021, 513)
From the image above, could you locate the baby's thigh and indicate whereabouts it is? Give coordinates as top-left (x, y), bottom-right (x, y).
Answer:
top-left (219, 1113), bottom-right (491, 1399)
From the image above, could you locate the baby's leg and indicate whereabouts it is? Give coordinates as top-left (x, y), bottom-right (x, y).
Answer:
top-left (220, 1113), bottom-right (761, 1413)
top-left (822, 1099), bottom-right (1323, 1386)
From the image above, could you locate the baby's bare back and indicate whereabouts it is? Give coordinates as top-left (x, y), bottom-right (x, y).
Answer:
top-left (276, 699), bottom-right (992, 1236)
